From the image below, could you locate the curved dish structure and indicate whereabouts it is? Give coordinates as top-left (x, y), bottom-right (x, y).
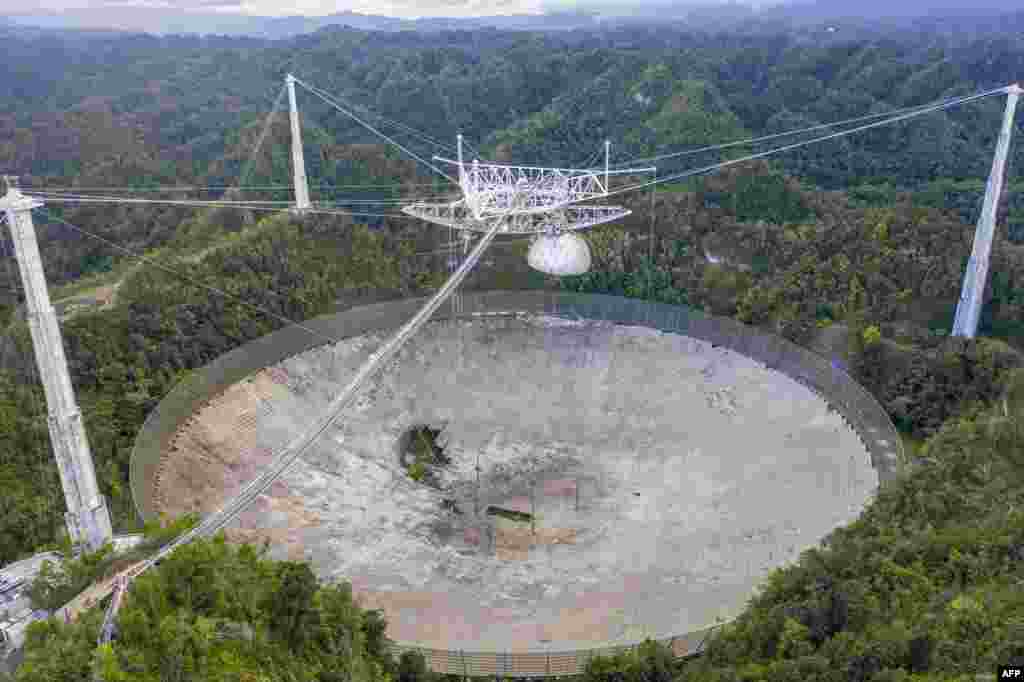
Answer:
top-left (131, 291), bottom-right (902, 675)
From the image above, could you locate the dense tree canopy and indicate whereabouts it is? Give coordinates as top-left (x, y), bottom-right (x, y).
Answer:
top-left (14, 535), bottom-right (439, 682)
top-left (2, 14), bottom-right (1024, 681)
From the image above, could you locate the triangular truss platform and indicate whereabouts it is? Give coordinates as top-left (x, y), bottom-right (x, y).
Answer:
top-left (402, 200), bottom-right (633, 234)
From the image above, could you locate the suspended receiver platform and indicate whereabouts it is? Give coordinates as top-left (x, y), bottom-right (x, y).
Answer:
top-left (401, 200), bottom-right (632, 234)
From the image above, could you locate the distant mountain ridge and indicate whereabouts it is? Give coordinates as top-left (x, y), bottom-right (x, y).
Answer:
top-left (777, 0), bottom-right (1023, 19)
top-left (0, 8), bottom-right (603, 38)
top-left (6, 1), bottom-right (1024, 39)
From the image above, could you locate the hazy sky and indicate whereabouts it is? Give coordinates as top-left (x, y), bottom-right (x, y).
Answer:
top-left (4, 0), bottom-right (566, 18)
top-left (3, 0), bottom-right (728, 19)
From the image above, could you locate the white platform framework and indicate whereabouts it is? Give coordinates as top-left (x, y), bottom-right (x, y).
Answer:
top-left (403, 135), bottom-right (653, 234)
top-left (402, 202), bottom-right (634, 235)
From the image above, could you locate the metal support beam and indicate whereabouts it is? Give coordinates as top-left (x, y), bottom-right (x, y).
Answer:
top-left (604, 139), bottom-right (610, 196)
top-left (952, 84), bottom-right (1022, 338)
top-left (0, 178), bottom-right (112, 551)
top-left (457, 133), bottom-right (465, 186)
top-left (286, 74), bottom-right (311, 214)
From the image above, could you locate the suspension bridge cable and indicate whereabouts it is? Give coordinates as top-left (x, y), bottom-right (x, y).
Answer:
top-left (32, 207), bottom-right (344, 346)
top-left (609, 84), bottom-right (1013, 169)
top-left (292, 78), bottom-right (458, 185)
top-left (590, 86), bottom-right (1011, 203)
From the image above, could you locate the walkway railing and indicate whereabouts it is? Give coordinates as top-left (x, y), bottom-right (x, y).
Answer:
top-left (387, 626), bottom-right (720, 678)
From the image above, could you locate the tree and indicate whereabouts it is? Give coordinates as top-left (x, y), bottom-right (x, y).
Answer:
top-left (396, 650), bottom-right (437, 682)
top-left (268, 561), bottom-right (319, 651)
top-left (583, 639), bottom-right (676, 682)
top-left (361, 608), bottom-right (390, 669)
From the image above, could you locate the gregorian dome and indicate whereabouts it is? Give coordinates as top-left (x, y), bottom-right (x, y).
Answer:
top-left (527, 231), bottom-right (592, 276)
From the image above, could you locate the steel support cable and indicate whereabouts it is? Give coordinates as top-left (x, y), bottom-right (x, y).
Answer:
top-left (295, 82), bottom-right (457, 154)
top-left (235, 84), bottom-right (289, 193)
top-left (577, 147), bottom-right (604, 171)
top-left (283, 106), bottom-right (458, 211)
top-left (297, 79), bottom-right (459, 183)
top-left (609, 84), bottom-right (1013, 169)
top-left (306, 207), bottom-right (423, 220)
top-left (414, 235), bottom-right (532, 256)
top-left (312, 99), bottom-right (457, 158)
top-left (97, 576), bottom-right (126, 645)
top-left (21, 213), bottom-right (502, 621)
top-left (24, 194), bottom-right (420, 220)
top-left (292, 78), bottom-right (454, 156)
top-left (460, 138), bottom-right (488, 163)
top-left (587, 87), bottom-right (1010, 204)
top-left (291, 78), bottom-right (458, 186)
top-left (32, 194), bottom-right (295, 205)
top-left (143, 217), bottom-right (503, 566)
top-left (24, 183), bottom-right (442, 192)
top-left (33, 186), bottom-right (461, 204)
top-left (34, 192), bottom-right (455, 207)
top-left (32, 207), bottom-right (343, 347)
top-left (310, 195), bottom-right (462, 206)
top-left (319, 95), bottom-right (456, 154)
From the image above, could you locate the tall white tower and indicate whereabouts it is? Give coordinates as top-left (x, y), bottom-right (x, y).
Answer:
top-left (286, 74), bottom-right (312, 214)
top-left (0, 178), bottom-right (113, 551)
top-left (952, 83), bottom-right (1022, 338)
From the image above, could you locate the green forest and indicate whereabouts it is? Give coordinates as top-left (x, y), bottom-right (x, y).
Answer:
top-left (1, 9), bottom-right (1024, 681)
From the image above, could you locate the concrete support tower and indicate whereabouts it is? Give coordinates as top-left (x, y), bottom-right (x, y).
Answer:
top-left (286, 74), bottom-right (312, 214)
top-left (952, 83), bottom-right (1022, 338)
top-left (0, 178), bottom-right (112, 551)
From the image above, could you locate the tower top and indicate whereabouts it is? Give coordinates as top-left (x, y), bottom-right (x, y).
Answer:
top-left (0, 176), bottom-right (42, 211)
top-left (1009, 83), bottom-right (1023, 96)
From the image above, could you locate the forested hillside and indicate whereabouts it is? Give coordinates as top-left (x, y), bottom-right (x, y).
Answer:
top-left (1, 18), bottom-right (1023, 296)
top-left (13, 532), bottom-right (441, 682)
top-left (2, 13), bottom-right (1024, 681)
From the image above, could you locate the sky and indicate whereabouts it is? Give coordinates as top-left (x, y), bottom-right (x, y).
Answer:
top-left (2, 0), bottom-right (726, 19)
top-left (4, 0), bottom-right (542, 18)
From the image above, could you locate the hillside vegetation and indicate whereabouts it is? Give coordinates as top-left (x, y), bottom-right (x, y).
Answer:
top-left (1, 14), bottom-right (1024, 682)
top-left (13, 533), bottom-right (440, 682)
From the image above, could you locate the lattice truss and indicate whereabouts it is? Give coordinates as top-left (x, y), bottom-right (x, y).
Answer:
top-left (414, 149), bottom-right (650, 233)
top-left (452, 160), bottom-right (610, 218)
